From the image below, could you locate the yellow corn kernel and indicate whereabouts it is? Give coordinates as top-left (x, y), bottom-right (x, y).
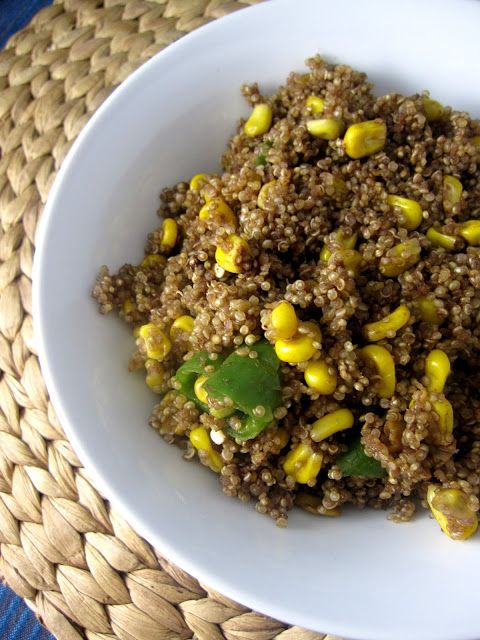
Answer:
top-left (320, 231), bottom-right (357, 262)
top-left (342, 249), bottom-right (362, 278)
top-left (432, 399), bottom-right (454, 441)
top-left (274, 321), bottom-right (321, 364)
top-left (319, 244), bottom-right (330, 262)
top-left (386, 195), bottom-right (423, 231)
top-left (384, 414), bottom-right (405, 453)
top-left (304, 359), bottom-right (337, 395)
top-left (332, 176), bottom-right (348, 196)
top-left (133, 326), bottom-right (141, 339)
top-left (318, 174), bottom-right (348, 200)
top-left (271, 301), bottom-right (299, 340)
top-left (170, 315), bottom-right (194, 339)
top-left (472, 136), bottom-right (480, 147)
top-left (361, 344), bottom-right (396, 399)
top-left (426, 226), bottom-right (456, 250)
top-left (160, 218), bottom-right (177, 250)
top-left (275, 428), bottom-right (290, 449)
top-left (257, 180), bottom-right (276, 210)
top-left (443, 175), bottom-right (463, 209)
top-left (162, 390), bottom-right (173, 403)
top-left (194, 375), bottom-right (209, 405)
top-left (215, 234), bottom-right (249, 274)
top-left (189, 426), bottom-right (223, 472)
top-left (344, 119), bottom-right (387, 159)
top-left (458, 220), bottom-right (480, 246)
top-left (199, 199), bottom-right (237, 226)
top-left (141, 254), bottom-right (163, 268)
top-left (306, 95), bottom-right (324, 114)
top-left (379, 240), bottom-right (421, 277)
top-left (275, 335), bottom-right (317, 363)
top-left (244, 104), bottom-right (273, 137)
top-left (363, 304), bottom-right (410, 342)
top-left (283, 443), bottom-right (323, 484)
top-left (425, 349), bottom-right (450, 393)
top-left (295, 492), bottom-right (341, 516)
top-left (122, 299), bottom-right (134, 315)
top-left (341, 233), bottom-right (358, 250)
top-left (416, 295), bottom-right (443, 325)
top-left (421, 98), bottom-right (444, 122)
top-left (306, 118), bottom-right (345, 140)
top-left (311, 408), bottom-right (354, 442)
top-left (300, 321), bottom-right (322, 342)
top-left (189, 173), bottom-right (208, 192)
top-left (138, 324), bottom-right (172, 361)
top-left (189, 425), bottom-right (212, 450)
top-left (145, 358), bottom-right (164, 392)
top-left (427, 485), bottom-right (478, 540)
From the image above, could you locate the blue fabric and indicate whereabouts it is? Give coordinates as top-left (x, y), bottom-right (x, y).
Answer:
top-left (0, 581), bottom-right (54, 640)
top-left (0, 0), bottom-right (56, 634)
top-left (0, 0), bottom-right (54, 50)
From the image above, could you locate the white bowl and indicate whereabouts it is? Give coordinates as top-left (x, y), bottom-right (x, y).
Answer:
top-left (33, 1), bottom-right (480, 638)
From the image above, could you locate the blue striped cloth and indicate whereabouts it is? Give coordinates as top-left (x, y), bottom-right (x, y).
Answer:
top-left (1, 1), bottom-right (56, 637)
top-left (0, 582), bottom-right (54, 640)
top-left (0, 0), bottom-right (53, 49)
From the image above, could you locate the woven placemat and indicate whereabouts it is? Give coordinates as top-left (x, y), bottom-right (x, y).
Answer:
top-left (0, 1), bottom-right (348, 639)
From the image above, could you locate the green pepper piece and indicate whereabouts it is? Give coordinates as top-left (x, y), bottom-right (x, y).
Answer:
top-left (251, 339), bottom-right (280, 372)
top-left (175, 351), bottom-right (209, 385)
top-left (336, 436), bottom-right (387, 478)
top-left (204, 340), bottom-right (282, 423)
top-left (175, 351), bottom-right (224, 412)
top-left (254, 140), bottom-right (273, 166)
top-left (224, 414), bottom-right (272, 441)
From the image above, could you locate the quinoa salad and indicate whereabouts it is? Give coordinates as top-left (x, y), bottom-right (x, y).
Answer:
top-left (93, 56), bottom-right (480, 539)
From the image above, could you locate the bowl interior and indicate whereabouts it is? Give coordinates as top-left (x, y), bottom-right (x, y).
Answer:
top-left (33, 1), bottom-right (480, 638)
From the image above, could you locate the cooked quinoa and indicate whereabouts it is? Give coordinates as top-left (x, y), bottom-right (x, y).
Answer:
top-left (93, 56), bottom-right (480, 538)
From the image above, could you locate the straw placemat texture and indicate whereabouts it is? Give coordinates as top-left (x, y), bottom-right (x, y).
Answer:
top-left (0, 1), bottom-right (350, 639)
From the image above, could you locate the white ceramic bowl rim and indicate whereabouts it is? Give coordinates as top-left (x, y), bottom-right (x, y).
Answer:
top-left (33, 1), bottom-right (480, 639)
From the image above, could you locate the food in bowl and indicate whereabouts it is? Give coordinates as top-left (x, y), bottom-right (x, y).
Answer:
top-left (93, 55), bottom-right (480, 539)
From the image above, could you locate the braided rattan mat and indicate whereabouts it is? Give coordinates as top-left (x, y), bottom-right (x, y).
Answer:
top-left (0, 1), bottom-right (348, 639)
